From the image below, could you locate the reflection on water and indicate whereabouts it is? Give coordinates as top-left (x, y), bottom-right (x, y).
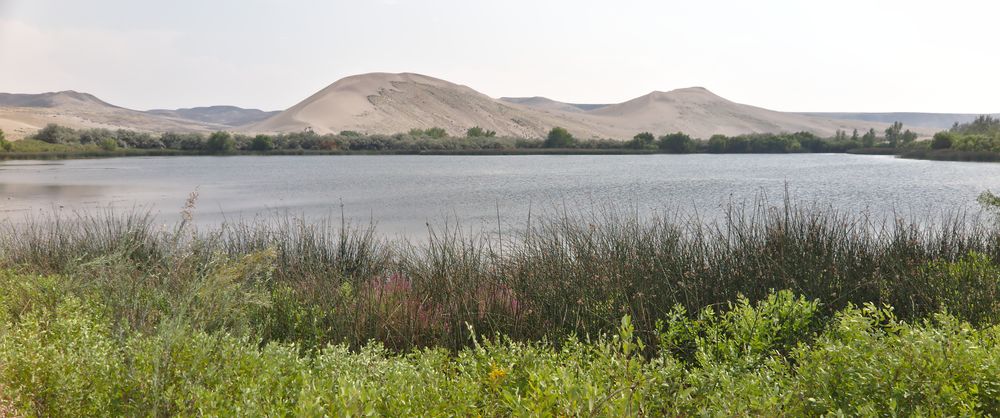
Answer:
top-left (1, 154), bottom-right (999, 238)
top-left (0, 183), bottom-right (110, 200)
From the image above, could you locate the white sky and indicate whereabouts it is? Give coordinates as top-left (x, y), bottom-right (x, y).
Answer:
top-left (0, 0), bottom-right (996, 113)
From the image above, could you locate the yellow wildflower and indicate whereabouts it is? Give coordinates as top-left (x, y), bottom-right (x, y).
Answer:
top-left (488, 363), bottom-right (508, 384)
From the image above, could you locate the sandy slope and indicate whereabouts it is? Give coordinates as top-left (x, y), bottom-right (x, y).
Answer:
top-left (252, 73), bottom-right (883, 139)
top-left (584, 87), bottom-right (881, 138)
top-left (250, 73), bottom-right (615, 138)
top-left (499, 97), bottom-right (589, 113)
top-left (0, 91), bottom-right (221, 140)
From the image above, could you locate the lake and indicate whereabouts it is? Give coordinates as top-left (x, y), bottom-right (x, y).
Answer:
top-left (1, 154), bottom-right (998, 238)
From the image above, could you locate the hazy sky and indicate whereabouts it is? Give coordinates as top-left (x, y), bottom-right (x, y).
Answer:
top-left (0, 0), bottom-right (996, 113)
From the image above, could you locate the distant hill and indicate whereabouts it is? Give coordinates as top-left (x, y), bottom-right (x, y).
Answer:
top-left (251, 73), bottom-right (882, 139)
top-left (797, 112), bottom-right (1000, 131)
top-left (0, 91), bottom-right (118, 109)
top-left (146, 106), bottom-right (280, 127)
top-left (0, 91), bottom-right (222, 139)
top-left (8, 75), bottom-right (970, 141)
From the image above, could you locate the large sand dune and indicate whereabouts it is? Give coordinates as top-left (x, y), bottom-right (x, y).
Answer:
top-left (252, 73), bottom-right (881, 139)
top-left (250, 73), bottom-right (616, 138)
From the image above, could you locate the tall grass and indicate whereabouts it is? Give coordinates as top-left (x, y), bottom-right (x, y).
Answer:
top-left (1, 198), bottom-right (998, 351)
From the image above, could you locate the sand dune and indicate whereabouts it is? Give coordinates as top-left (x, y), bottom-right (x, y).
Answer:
top-left (583, 87), bottom-right (881, 138)
top-left (253, 73), bottom-right (883, 139)
top-left (250, 73), bottom-right (616, 138)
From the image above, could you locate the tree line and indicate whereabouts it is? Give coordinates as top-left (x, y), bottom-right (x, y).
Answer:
top-left (3, 118), bottom-right (973, 157)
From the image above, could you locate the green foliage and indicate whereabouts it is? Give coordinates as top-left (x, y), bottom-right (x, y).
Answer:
top-left (0, 275), bottom-right (998, 416)
top-left (917, 252), bottom-right (1000, 325)
top-left (861, 128), bottom-right (878, 147)
top-left (628, 132), bottom-right (656, 149)
top-left (0, 197), bottom-right (999, 414)
top-left (885, 121), bottom-right (903, 147)
top-left (425, 127), bottom-right (448, 139)
top-left (5, 123), bottom-right (927, 157)
top-left (931, 131), bottom-right (954, 149)
top-left (35, 123), bottom-right (78, 144)
top-left (658, 132), bottom-right (693, 153)
top-left (250, 134), bottom-right (275, 151)
top-left (0, 129), bottom-right (10, 152)
top-left (98, 138), bottom-right (118, 151)
top-left (466, 126), bottom-right (497, 138)
top-left (205, 131), bottom-right (236, 153)
top-left (9, 138), bottom-right (92, 153)
top-left (952, 115), bottom-right (1000, 136)
top-left (410, 127), bottom-right (449, 139)
top-left (979, 190), bottom-right (1000, 210)
top-left (544, 127), bottom-right (576, 148)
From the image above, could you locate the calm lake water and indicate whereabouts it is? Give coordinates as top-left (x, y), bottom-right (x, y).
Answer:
top-left (1, 154), bottom-right (999, 238)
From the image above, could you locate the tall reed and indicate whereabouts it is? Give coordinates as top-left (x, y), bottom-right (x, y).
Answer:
top-left (1, 197), bottom-right (997, 351)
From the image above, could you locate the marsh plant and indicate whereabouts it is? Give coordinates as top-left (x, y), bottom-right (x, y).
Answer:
top-left (1, 197), bottom-right (999, 415)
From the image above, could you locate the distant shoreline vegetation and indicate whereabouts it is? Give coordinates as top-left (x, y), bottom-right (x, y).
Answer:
top-left (0, 117), bottom-right (998, 161)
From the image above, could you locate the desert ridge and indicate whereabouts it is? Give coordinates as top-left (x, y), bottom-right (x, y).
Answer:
top-left (249, 72), bottom-right (880, 139)
top-left (3, 72), bottom-right (904, 140)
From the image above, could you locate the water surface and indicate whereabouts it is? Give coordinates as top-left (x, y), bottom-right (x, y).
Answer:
top-left (1, 154), bottom-right (998, 237)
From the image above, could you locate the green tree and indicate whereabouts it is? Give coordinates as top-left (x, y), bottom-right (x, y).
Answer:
top-left (658, 132), bottom-right (693, 153)
top-left (250, 134), bottom-right (275, 151)
top-left (544, 127), bottom-right (576, 148)
top-left (0, 129), bottom-right (10, 152)
top-left (629, 132), bottom-right (655, 149)
top-left (851, 129), bottom-right (860, 141)
top-left (205, 131), bottom-right (236, 153)
top-left (931, 132), bottom-right (953, 150)
top-left (466, 126), bottom-right (497, 138)
top-left (707, 134), bottom-right (729, 153)
top-left (885, 121), bottom-right (903, 147)
top-left (862, 128), bottom-right (877, 147)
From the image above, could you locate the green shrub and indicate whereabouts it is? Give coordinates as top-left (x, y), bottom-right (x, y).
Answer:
top-left (34, 123), bottom-right (78, 144)
top-left (931, 132), bottom-right (954, 149)
top-left (658, 132), bottom-right (693, 153)
top-left (1, 274), bottom-right (999, 416)
top-left (98, 138), bottom-right (118, 151)
top-left (250, 134), bottom-right (275, 151)
top-left (205, 131), bottom-right (236, 153)
top-left (466, 126), bottom-right (497, 138)
top-left (0, 129), bottom-right (10, 152)
top-left (544, 127), bottom-right (575, 148)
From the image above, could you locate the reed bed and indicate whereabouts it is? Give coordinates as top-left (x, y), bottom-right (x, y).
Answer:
top-left (1, 198), bottom-right (997, 352)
